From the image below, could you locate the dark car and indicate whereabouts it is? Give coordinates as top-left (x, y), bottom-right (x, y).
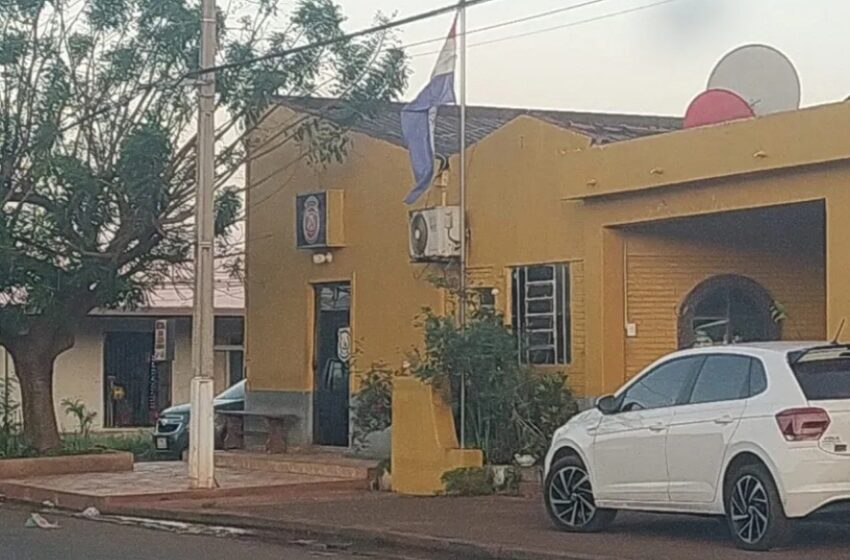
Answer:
top-left (152, 380), bottom-right (245, 459)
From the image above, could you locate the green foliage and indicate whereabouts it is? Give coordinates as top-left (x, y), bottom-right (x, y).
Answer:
top-left (351, 362), bottom-right (395, 451)
top-left (412, 298), bottom-right (577, 465)
top-left (0, 375), bottom-right (33, 458)
top-left (54, 433), bottom-right (156, 461)
top-left (0, 0), bottom-right (408, 449)
top-left (441, 467), bottom-right (494, 497)
top-left (61, 398), bottom-right (97, 439)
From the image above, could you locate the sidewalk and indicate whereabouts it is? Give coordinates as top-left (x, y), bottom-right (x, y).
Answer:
top-left (102, 492), bottom-right (850, 560)
top-left (4, 465), bottom-right (850, 560)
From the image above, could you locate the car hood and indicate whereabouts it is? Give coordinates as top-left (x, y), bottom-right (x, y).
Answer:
top-left (160, 403), bottom-right (190, 418)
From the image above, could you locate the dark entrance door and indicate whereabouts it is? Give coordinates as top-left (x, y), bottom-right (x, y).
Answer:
top-left (313, 283), bottom-right (351, 446)
top-left (104, 332), bottom-right (155, 427)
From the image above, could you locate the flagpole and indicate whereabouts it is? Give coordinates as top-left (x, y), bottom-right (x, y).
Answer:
top-left (458, 1), bottom-right (467, 450)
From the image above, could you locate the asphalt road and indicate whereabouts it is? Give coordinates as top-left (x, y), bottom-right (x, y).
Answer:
top-left (0, 504), bottom-right (381, 560)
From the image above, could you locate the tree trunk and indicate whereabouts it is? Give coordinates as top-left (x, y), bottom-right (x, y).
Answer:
top-left (5, 328), bottom-right (73, 453)
top-left (12, 348), bottom-right (62, 452)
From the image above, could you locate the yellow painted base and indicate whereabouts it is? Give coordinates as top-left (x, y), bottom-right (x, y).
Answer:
top-left (391, 376), bottom-right (483, 496)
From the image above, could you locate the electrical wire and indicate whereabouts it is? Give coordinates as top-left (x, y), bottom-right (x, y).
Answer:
top-left (195, 0), bottom-right (503, 77)
top-left (401, 0), bottom-right (614, 50)
top-left (56, 0), bottom-right (502, 132)
top-left (409, 0), bottom-right (687, 58)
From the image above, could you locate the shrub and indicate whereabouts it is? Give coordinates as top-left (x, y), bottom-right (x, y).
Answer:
top-left (0, 376), bottom-right (32, 458)
top-left (412, 302), bottom-right (577, 465)
top-left (61, 399), bottom-right (97, 436)
top-left (351, 362), bottom-right (396, 451)
top-left (441, 467), bottom-right (494, 496)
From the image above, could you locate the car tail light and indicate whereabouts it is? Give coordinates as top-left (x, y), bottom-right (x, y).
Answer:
top-left (775, 407), bottom-right (831, 442)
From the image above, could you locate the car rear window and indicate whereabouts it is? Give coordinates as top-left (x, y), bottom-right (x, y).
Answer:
top-left (790, 356), bottom-right (850, 400)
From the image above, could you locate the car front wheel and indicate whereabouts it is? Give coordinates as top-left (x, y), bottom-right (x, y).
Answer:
top-left (544, 455), bottom-right (616, 533)
top-left (725, 463), bottom-right (792, 551)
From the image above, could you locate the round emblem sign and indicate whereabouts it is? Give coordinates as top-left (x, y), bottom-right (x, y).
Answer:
top-left (337, 327), bottom-right (352, 362)
top-left (302, 195), bottom-right (321, 246)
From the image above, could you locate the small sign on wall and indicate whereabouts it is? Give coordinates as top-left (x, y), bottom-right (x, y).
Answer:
top-left (153, 319), bottom-right (175, 362)
top-left (295, 190), bottom-right (344, 249)
top-left (337, 327), bottom-right (352, 362)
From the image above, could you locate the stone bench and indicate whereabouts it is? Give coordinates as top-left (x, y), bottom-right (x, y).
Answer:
top-left (217, 411), bottom-right (300, 454)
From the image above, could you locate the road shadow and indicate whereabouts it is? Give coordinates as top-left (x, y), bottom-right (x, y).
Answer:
top-left (609, 512), bottom-right (850, 551)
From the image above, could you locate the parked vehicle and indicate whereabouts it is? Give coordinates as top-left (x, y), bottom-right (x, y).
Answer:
top-left (152, 380), bottom-right (245, 459)
top-left (544, 342), bottom-right (850, 551)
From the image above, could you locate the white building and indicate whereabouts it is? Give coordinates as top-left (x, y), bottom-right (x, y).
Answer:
top-left (0, 275), bottom-right (244, 433)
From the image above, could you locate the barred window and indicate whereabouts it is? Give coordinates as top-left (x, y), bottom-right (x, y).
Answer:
top-left (511, 264), bottom-right (570, 365)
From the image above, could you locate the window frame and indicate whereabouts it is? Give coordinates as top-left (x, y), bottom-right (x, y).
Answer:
top-left (615, 356), bottom-right (706, 413)
top-left (683, 353), bottom-right (754, 406)
top-left (511, 263), bottom-right (571, 366)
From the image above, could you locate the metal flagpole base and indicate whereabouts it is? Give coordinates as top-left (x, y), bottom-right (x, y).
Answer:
top-left (188, 376), bottom-right (216, 489)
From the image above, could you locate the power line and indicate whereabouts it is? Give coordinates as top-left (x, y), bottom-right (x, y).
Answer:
top-left (409, 0), bottom-right (686, 58)
top-left (194, 0), bottom-right (503, 77)
top-left (58, 0), bottom-right (501, 131)
top-left (401, 0), bottom-right (614, 50)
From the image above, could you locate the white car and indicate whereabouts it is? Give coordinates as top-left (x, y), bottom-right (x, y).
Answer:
top-left (544, 342), bottom-right (850, 551)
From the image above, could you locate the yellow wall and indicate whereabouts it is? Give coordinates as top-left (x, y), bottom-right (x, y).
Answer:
top-left (245, 110), bottom-right (592, 394)
top-left (569, 103), bottom-right (850, 395)
top-left (623, 232), bottom-right (825, 377)
top-left (247, 101), bottom-right (850, 407)
top-left (246, 107), bottom-right (442, 392)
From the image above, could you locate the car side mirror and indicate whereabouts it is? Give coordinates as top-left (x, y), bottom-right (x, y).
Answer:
top-left (596, 395), bottom-right (619, 415)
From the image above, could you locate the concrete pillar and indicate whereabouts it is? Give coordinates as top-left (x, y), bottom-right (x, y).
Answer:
top-left (584, 226), bottom-right (626, 397)
top-left (826, 198), bottom-right (850, 341)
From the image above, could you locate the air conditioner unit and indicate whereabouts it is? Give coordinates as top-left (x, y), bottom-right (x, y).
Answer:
top-left (409, 206), bottom-right (461, 262)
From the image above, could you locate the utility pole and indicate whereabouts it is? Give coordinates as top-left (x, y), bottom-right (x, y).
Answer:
top-left (458, 0), bottom-right (467, 449)
top-left (188, 0), bottom-right (217, 490)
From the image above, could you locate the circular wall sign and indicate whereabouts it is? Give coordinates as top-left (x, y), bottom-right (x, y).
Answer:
top-left (302, 195), bottom-right (321, 246)
top-left (337, 327), bottom-right (352, 362)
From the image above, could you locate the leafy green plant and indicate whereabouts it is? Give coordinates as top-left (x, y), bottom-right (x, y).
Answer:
top-left (441, 467), bottom-right (494, 497)
top-left (61, 398), bottom-right (97, 439)
top-left (351, 362), bottom-right (396, 451)
top-left (411, 292), bottom-right (577, 465)
top-left (0, 375), bottom-right (32, 458)
top-left (95, 433), bottom-right (157, 462)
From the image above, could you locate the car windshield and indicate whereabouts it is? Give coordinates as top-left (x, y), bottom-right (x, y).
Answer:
top-left (215, 380), bottom-right (246, 401)
top-left (789, 353), bottom-right (850, 400)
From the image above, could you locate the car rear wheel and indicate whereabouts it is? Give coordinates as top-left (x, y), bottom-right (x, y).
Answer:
top-left (544, 455), bottom-right (616, 533)
top-left (725, 463), bottom-right (792, 551)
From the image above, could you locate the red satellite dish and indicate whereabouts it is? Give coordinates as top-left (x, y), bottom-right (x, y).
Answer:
top-left (683, 88), bottom-right (755, 129)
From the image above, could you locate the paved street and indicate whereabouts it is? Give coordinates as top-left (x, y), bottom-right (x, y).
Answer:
top-left (160, 493), bottom-right (850, 560)
top-left (0, 504), bottom-right (384, 560)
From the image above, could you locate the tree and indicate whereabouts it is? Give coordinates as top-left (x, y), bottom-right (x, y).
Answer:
top-left (0, 0), bottom-right (407, 451)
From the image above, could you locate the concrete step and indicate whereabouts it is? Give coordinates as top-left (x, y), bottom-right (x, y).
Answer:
top-left (215, 451), bottom-right (379, 482)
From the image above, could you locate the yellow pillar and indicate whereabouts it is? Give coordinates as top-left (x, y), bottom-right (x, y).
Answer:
top-left (584, 225), bottom-right (626, 396)
top-left (826, 198), bottom-right (850, 341)
top-left (391, 376), bottom-right (483, 495)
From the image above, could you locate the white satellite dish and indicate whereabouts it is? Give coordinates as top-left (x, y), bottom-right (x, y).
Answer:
top-left (708, 45), bottom-right (801, 116)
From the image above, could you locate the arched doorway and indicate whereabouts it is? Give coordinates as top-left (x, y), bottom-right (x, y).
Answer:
top-left (678, 275), bottom-right (780, 348)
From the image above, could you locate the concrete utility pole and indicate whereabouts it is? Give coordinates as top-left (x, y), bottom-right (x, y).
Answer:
top-left (188, 0), bottom-right (217, 490)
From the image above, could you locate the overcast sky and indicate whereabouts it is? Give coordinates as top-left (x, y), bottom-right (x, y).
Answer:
top-left (336, 0), bottom-right (850, 116)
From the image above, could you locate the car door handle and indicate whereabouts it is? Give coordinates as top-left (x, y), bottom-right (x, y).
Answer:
top-left (714, 415), bottom-right (735, 425)
top-left (648, 422), bottom-right (667, 432)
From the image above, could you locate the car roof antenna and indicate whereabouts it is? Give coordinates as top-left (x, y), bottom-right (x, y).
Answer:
top-left (832, 318), bottom-right (846, 345)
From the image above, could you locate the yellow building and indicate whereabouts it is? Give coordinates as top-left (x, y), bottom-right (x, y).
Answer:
top-left (245, 97), bottom-right (848, 486)
top-left (244, 98), bottom-right (677, 448)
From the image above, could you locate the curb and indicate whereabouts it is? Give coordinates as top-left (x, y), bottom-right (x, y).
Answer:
top-left (93, 504), bottom-right (617, 560)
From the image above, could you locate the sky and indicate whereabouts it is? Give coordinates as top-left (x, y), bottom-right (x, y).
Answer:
top-left (335, 0), bottom-right (850, 116)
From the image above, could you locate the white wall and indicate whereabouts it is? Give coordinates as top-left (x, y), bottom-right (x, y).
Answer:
top-left (1, 316), bottom-right (242, 433)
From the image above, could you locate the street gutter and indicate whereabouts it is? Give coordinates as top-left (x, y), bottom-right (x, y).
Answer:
top-left (85, 503), bottom-right (618, 560)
